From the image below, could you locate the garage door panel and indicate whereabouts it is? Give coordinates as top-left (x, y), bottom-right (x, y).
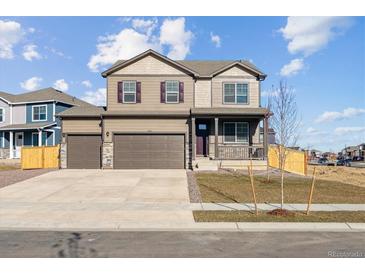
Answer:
top-left (114, 134), bottom-right (184, 169)
top-left (67, 135), bottom-right (101, 169)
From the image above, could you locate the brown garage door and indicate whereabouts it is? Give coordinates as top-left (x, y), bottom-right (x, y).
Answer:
top-left (67, 135), bottom-right (101, 169)
top-left (114, 134), bottom-right (185, 169)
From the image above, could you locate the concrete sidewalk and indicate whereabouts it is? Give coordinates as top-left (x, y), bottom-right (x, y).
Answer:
top-left (190, 203), bottom-right (365, 211)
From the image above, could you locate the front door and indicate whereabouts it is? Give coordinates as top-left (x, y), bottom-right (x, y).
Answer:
top-left (14, 132), bottom-right (23, 158)
top-left (196, 122), bottom-right (209, 156)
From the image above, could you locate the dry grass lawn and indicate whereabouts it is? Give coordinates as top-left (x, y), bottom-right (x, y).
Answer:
top-left (195, 172), bottom-right (365, 204)
top-left (193, 210), bottom-right (365, 222)
top-left (308, 165), bottom-right (365, 188)
top-left (0, 164), bottom-right (20, 171)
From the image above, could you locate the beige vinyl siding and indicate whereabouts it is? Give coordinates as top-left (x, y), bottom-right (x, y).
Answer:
top-left (62, 119), bottom-right (101, 134)
top-left (107, 76), bottom-right (194, 111)
top-left (212, 66), bottom-right (260, 108)
top-left (194, 79), bottom-right (212, 108)
top-left (112, 55), bottom-right (187, 75)
top-left (104, 118), bottom-right (188, 142)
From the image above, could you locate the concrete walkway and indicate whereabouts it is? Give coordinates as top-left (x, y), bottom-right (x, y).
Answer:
top-left (190, 203), bottom-right (365, 211)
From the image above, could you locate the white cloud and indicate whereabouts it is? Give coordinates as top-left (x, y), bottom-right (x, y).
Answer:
top-left (88, 17), bottom-right (193, 72)
top-left (22, 44), bottom-right (42, 61)
top-left (334, 127), bottom-right (365, 135)
top-left (81, 80), bottom-right (92, 88)
top-left (315, 107), bottom-right (365, 123)
top-left (160, 17), bottom-right (193, 59)
top-left (0, 20), bottom-right (24, 59)
top-left (306, 127), bottom-right (317, 134)
top-left (53, 79), bottom-right (69, 91)
top-left (87, 29), bottom-right (160, 72)
top-left (279, 17), bottom-right (352, 56)
top-left (81, 88), bottom-right (106, 106)
top-left (280, 58), bottom-right (304, 77)
top-left (132, 18), bottom-right (157, 36)
top-left (28, 27), bottom-right (35, 33)
top-left (210, 32), bottom-right (221, 48)
top-left (44, 46), bottom-right (71, 59)
top-left (20, 77), bottom-right (42, 91)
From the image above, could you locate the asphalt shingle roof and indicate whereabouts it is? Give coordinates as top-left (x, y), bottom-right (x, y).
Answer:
top-left (0, 87), bottom-right (93, 107)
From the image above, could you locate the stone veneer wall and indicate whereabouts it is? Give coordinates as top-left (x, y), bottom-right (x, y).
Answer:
top-left (60, 143), bottom-right (67, 168)
top-left (0, 148), bottom-right (10, 159)
top-left (102, 142), bottom-right (113, 169)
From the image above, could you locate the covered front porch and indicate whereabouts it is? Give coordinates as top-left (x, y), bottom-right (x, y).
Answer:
top-left (0, 122), bottom-right (56, 159)
top-left (191, 108), bottom-right (270, 163)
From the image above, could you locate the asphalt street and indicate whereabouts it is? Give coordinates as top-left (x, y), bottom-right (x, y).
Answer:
top-left (0, 231), bottom-right (364, 258)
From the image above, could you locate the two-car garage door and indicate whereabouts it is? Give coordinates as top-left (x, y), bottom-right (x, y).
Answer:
top-left (113, 134), bottom-right (185, 169)
top-left (67, 134), bottom-right (185, 169)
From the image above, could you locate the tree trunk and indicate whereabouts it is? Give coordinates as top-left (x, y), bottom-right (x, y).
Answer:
top-left (281, 167), bottom-right (284, 209)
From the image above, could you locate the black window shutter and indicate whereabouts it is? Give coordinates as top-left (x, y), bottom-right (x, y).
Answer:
top-left (117, 81), bottom-right (123, 103)
top-left (179, 81), bottom-right (184, 103)
top-left (160, 82), bottom-right (166, 103)
top-left (136, 82), bottom-right (141, 103)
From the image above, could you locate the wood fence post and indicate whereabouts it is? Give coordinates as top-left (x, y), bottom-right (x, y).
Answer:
top-left (306, 167), bottom-right (317, 215)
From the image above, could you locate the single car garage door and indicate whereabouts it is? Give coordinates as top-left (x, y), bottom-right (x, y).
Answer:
top-left (67, 135), bottom-right (102, 169)
top-left (114, 134), bottom-right (185, 169)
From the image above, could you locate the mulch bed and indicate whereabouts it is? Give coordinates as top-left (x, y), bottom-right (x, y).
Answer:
top-left (0, 169), bottom-right (55, 189)
top-left (186, 171), bottom-right (202, 203)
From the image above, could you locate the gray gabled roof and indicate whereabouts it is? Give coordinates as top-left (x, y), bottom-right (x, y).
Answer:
top-left (0, 87), bottom-right (94, 107)
top-left (101, 49), bottom-right (266, 79)
top-left (57, 106), bottom-right (105, 117)
top-left (0, 122), bottom-right (56, 131)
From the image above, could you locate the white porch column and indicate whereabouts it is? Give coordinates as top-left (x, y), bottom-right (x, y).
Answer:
top-left (9, 131), bottom-right (13, 159)
top-left (214, 117), bottom-right (219, 159)
top-left (38, 130), bottom-right (42, 147)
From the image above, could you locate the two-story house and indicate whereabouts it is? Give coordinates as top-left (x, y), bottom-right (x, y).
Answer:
top-left (0, 87), bottom-right (94, 159)
top-left (58, 49), bottom-right (270, 169)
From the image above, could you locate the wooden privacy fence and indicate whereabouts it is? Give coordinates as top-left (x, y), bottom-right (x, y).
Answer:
top-left (21, 145), bottom-right (60, 170)
top-left (268, 145), bottom-right (308, 176)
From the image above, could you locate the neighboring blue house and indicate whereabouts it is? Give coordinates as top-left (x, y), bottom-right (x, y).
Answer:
top-left (0, 87), bottom-right (93, 159)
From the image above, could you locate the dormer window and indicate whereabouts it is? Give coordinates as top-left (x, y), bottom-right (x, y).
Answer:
top-left (223, 83), bottom-right (248, 104)
top-left (32, 105), bottom-right (47, 121)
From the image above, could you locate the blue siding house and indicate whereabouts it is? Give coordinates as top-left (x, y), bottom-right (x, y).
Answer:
top-left (0, 87), bottom-right (93, 159)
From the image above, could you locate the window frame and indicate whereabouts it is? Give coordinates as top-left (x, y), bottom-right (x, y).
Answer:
top-left (122, 81), bottom-right (137, 104)
top-left (223, 82), bottom-right (249, 105)
top-left (223, 122), bottom-right (249, 144)
top-left (0, 107), bottom-right (4, 123)
top-left (32, 105), bottom-right (47, 122)
top-left (165, 80), bottom-right (179, 104)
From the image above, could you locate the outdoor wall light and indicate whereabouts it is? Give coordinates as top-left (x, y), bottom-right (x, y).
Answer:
top-left (106, 131), bottom-right (110, 137)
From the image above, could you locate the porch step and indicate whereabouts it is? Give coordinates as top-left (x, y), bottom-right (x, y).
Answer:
top-left (220, 160), bottom-right (267, 170)
top-left (192, 159), bottom-right (268, 171)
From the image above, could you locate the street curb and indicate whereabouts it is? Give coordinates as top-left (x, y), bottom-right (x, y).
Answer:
top-left (0, 222), bottom-right (364, 232)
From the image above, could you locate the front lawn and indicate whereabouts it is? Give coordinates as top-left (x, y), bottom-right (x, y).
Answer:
top-left (195, 172), bottom-right (365, 204)
top-left (0, 164), bottom-right (19, 171)
top-left (194, 210), bottom-right (365, 223)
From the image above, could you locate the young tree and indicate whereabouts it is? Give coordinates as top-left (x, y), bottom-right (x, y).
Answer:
top-left (268, 80), bottom-right (300, 210)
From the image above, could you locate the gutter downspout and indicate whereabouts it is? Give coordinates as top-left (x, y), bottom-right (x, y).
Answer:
top-left (100, 114), bottom-right (104, 169)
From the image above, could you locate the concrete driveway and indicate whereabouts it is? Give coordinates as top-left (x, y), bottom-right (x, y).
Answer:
top-left (0, 169), bottom-right (195, 230)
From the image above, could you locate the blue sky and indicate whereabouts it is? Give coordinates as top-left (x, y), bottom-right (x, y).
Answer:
top-left (0, 16), bottom-right (364, 151)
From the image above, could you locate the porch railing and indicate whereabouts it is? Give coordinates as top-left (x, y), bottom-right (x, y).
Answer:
top-left (217, 145), bottom-right (265, 160)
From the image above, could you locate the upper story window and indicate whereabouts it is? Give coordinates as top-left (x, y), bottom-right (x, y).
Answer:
top-left (160, 80), bottom-right (184, 104)
top-left (0, 108), bottom-right (4, 123)
top-left (223, 83), bottom-right (248, 104)
top-left (123, 81), bottom-right (136, 103)
top-left (32, 105), bottom-right (47, 121)
top-left (165, 80), bottom-right (179, 103)
top-left (223, 122), bottom-right (249, 143)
